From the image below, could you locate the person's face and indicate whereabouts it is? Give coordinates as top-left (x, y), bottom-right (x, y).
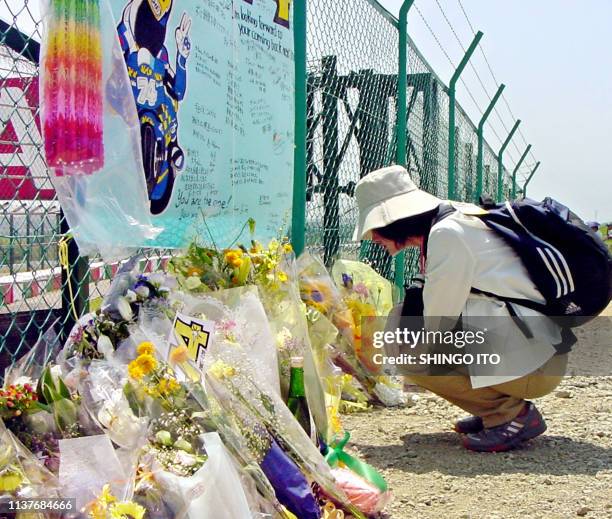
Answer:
top-left (371, 230), bottom-right (422, 256)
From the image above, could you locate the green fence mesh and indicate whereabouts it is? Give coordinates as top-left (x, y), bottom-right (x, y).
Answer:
top-left (1, 0), bottom-right (517, 373)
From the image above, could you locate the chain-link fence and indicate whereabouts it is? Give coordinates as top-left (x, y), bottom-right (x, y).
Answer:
top-left (0, 0), bottom-right (174, 375)
top-left (1, 0), bottom-right (517, 372)
top-left (304, 0), bottom-right (513, 280)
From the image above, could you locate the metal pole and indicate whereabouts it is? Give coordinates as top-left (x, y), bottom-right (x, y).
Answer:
top-left (522, 161), bottom-right (541, 198)
top-left (511, 144), bottom-right (531, 199)
top-left (497, 119), bottom-right (521, 202)
top-left (394, 0), bottom-right (415, 299)
top-left (475, 83), bottom-right (505, 202)
top-left (291, 0), bottom-right (307, 255)
top-left (448, 31), bottom-right (483, 200)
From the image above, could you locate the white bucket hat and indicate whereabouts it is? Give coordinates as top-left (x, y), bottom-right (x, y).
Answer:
top-left (352, 165), bottom-right (443, 241)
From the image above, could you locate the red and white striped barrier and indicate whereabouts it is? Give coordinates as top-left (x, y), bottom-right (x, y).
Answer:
top-left (0, 256), bottom-right (171, 305)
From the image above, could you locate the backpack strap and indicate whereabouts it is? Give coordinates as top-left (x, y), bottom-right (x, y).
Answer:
top-left (470, 288), bottom-right (577, 353)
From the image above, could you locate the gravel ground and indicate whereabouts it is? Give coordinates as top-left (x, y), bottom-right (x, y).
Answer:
top-left (343, 306), bottom-right (612, 519)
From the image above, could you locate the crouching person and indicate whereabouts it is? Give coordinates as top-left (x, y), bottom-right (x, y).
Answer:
top-left (353, 165), bottom-right (570, 452)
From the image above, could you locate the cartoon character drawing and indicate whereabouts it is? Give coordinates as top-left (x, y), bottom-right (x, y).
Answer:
top-left (117, 0), bottom-right (191, 214)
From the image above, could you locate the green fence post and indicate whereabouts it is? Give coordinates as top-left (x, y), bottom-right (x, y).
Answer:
top-left (522, 161), bottom-right (541, 199)
top-left (59, 212), bottom-right (89, 342)
top-left (291, 0), bottom-right (307, 255)
top-left (497, 119), bottom-right (521, 202)
top-left (448, 31), bottom-right (483, 200)
top-left (476, 83), bottom-right (505, 202)
top-left (393, 0), bottom-right (415, 299)
top-left (321, 55), bottom-right (340, 267)
top-left (511, 144), bottom-right (532, 199)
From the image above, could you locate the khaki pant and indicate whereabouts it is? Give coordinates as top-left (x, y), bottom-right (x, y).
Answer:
top-left (407, 354), bottom-right (568, 428)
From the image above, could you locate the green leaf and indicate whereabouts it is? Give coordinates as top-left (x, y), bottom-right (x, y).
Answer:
top-left (248, 218), bottom-right (256, 235)
top-left (123, 382), bottom-right (142, 417)
top-left (57, 377), bottom-right (71, 400)
top-left (53, 398), bottom-right (77, 433)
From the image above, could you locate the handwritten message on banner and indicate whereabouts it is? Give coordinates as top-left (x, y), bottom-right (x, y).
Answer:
top-left (111, 0), bottom-right (294, 247)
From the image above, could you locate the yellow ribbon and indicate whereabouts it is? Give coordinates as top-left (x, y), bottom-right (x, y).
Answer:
top-left (58, 235), bottom-right (79, 321)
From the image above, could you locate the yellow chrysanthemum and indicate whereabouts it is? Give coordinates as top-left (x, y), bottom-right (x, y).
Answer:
top-left (277, 270), bottom-right (288, 283)
top-left (0, 467), bottom-right (23, 492)
top-left (283, 243), bottom-right (293, 254)
top-left (110, 501), bottom-right (146, 519)
top-left (136, 341), bottom-right (155, 356)
top-left (127, 362), bottom-right (144, 381)
top-left (135, 353), bottom-right (157, 375)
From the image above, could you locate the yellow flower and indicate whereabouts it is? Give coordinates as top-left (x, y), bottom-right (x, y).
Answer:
top-left (0, 467), bottom-right (23, 492)
top-left (99, 484), bottom-right (117, 505)
top-left (158, 377), bottom-right (180, 396)
top-left (110, 501), bottom-right (146, 519)
top-left (169, 345), bottom-right (190, 365)
top-left (267, 239), bottom-right (279, 252)
top-left (88, 484), bottom-right (117, 519)
top-left (208, 360), bottom-right (236, 380)
top-left (127, 363), bottom-right (144, 381)
top-left (136, 341), bottom-right (155, 356)
top-left (249, 241), bottom-right (263, 253)
top-left (224, 249), bottom-right (243, 268)
top-left (277, 270), bottom-right (288, 283)
top-left (128, 353), bottom-right (157, 379)
top-left (283, 243), bottom-right (293, 254)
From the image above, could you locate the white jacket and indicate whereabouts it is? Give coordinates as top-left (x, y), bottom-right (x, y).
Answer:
top-left (423, 203), bottom-right (561, 388)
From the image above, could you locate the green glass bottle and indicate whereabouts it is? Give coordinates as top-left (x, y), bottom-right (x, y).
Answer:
top-left (287, 356), bottom-right (312, 438)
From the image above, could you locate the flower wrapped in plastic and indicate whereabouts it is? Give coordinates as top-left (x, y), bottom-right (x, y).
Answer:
top-left (1, 359), bottom-right (104, 474)
top-left (118, 342), bottom-right (274, 518)
top-left (204, 349), bottom-right (367, 519)
top-left (0, 420), bottom-right (61, 517)
top-left (325, 432), bottom-right (392, 516)
top-left (62, 261), bottom-right (176, 363)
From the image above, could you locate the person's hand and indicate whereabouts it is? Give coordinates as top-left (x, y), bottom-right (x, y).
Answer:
top-left (175, 13), bottom-right (192, 59)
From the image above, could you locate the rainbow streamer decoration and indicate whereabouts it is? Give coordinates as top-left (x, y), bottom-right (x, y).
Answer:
top-left (42, 0), bottom-right (104, 175)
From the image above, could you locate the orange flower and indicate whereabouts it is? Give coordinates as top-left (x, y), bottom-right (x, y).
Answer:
top-left (169, 345), bottom-right (190, 365)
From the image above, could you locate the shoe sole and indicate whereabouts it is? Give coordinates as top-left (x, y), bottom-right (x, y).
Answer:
top-left (454, 423), bottom-right (484, 435)
top-left (463, 420), bottom-right (547, 452)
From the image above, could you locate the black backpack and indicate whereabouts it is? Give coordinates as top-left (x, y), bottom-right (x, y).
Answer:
top-left (475, 197), bottom-right (612, 325)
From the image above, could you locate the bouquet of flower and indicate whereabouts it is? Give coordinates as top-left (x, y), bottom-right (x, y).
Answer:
top-left (0, 420), bottom-right (61, 518)
top-left (63, 261), bottom-right (175, 362)
top-left (204, 348), bottom-right (366, 519)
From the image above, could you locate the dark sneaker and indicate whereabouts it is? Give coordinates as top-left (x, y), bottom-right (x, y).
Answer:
top-left (462, 402), bottom-right (547, 452)
top-left (454, 415), bottom-right (484, 434)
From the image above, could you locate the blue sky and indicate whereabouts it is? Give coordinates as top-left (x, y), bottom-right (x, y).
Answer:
top-left (380, 0), bottom-right (612, 223)
top-left (3, 0), bottom-right (611, 222)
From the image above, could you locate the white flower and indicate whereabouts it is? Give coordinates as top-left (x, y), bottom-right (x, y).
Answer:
top-left (125, 289), bottom-right (137, 303)
top-left (174, 450), bottom-right (198, 467)
top-left (135, 285), bottom-right (150, 299)
top-left (98, 389), bottom-right (146, 448)
top-left (116, 296), bottom-right (134, 321)
top-left (148, 273), bottom-right (165, 286)
top-left (185, 276), bottom-right (202, 290)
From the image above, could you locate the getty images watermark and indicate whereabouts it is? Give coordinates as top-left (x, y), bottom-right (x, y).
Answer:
top-left (371, 327), bottom-right (501, 367)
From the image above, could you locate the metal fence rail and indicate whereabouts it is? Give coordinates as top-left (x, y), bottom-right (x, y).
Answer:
top-left (302, 0), bottom-right (513, 280)
top-left (1, 0), bottom-right (521, 372)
